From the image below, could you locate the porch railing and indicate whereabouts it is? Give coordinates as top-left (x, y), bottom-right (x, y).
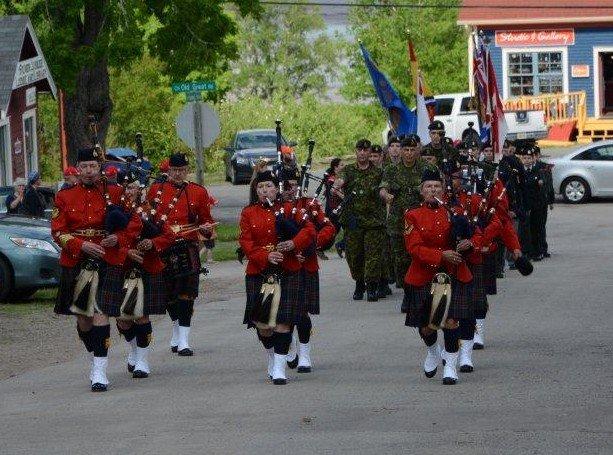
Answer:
top-left (503, 91), bottom-right (587, 131)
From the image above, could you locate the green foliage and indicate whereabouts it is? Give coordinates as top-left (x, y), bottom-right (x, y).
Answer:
top-left (2, 0), bottom-right (261, 93)
top-left (216, 223), bottom-right (239, 242)
top-left (207, 94), bottom-right (383, 173)
top-left (342, 0), bottom-right (468, 104)
top-left (106, 54), bottom-right (189, 166)
top-left (37, 95), bottom-right (61, 181)
top-left (230, 5), bottom-right (340, 100)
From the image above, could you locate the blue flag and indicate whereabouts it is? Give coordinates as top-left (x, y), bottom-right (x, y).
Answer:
top-left (360, 43), bottom-right (417, 136)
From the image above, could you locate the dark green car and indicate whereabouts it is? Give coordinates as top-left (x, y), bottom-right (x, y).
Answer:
top-left (0, 214), bottom-right (60, 301)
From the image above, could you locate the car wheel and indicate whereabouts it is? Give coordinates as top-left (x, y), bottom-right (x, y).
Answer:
top-left (230, 164), bottom-right (240, 185)
top-left (562, 177), bottom-right (590, 204)
top-left (0, 258), bottom-right (13, 302)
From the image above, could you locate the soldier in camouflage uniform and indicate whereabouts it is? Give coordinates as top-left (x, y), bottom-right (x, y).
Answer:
top-left (334, 139), bottom-right (386, 302)
top-left (387, 136), bottom-right (402, 166)
top-left (421, 120), bottom-right (461, 168)
top-left (379, 135), bottom-right (431, 304)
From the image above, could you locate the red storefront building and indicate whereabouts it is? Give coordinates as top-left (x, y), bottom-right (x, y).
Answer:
top-left (0, 15), bottom-right (56, 186)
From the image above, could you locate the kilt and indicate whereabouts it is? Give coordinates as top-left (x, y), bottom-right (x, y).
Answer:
top-left (469, 262), bottom-right (487, 305)
top-left (301, 270), bottom-right (320, 315)
top-left (142, 270), bottom-right (169, 315)
top-left (244, 271), bottom-right (302, 327)
top-left (96, 263), bottom-right (126, 317)
top-left (163, 240), bottom-right (201, 299)
top-left (483, 253), bottom-right (498, 295)
top-left (405, 277), bottom-right (474, 327)
top-left (54, 265), bottom-right (82, 315)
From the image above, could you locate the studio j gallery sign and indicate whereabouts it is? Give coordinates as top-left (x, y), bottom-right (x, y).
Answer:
top-left (495, 29), bottom-right (575, 47)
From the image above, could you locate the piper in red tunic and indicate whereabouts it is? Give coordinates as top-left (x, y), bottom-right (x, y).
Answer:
top-left (239, 170), bottom-right (316, 385)
top-left (51, 147), bottom-right (139, 392)
top-left (279, 169), bottom-right (336, 374)
top-left (114, 174), bottom-right (176, 379)
top-left (403, 168), bottom-right (482, 385)
top-left (146, 153), bottom-right (216, 357)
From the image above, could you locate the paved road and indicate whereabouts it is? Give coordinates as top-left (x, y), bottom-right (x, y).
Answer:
top-left (1, 199), bottom-right (612, 454)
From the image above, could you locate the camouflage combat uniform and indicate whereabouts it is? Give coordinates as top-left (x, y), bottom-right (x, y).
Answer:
top-left (339, 163), bottom-right (386, 286)
top-left (380, 158), bottom-right (430, 286)
top-left (422, 140), bottom-right (460, 168)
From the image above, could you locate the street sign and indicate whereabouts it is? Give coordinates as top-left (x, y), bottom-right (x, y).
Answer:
top-left (176, 102), bottom-right (221, 185)
top-left (171, 80), bottom-right (216, 93)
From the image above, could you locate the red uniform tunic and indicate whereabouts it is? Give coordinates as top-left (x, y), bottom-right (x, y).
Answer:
top-left (52, 182), bottom-right (140, 267)
top-left (403, 203), bottom-right (480, 286)
top-left (147, 181), bottom-right (214, 242)
top-left (485, 179), bottom-right (521, 252)
top-left (293, 197), bottom-right (336, 273)
top-left (123, 215), bottom-right (176, 274)
top-left (239, 202), bottom-right (316, 275)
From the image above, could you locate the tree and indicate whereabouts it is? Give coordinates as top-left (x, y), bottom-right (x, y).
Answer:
top-left (230, 5), bottom-right (340, 100)
top-left (2, 0), bottom-right (260, 163)
top-left (341, 0), bottom-right (468, 104)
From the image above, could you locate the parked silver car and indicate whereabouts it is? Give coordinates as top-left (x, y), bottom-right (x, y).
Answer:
top-left (546, 141), bottom-right (613, 203)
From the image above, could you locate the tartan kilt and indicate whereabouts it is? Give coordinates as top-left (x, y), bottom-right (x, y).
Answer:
top-left (96, 263), bottom-right (126, 317)
top-left (405, 277), bottom-right (474, 327)
top-left (469, 262), bottom-right (487, 307)
top-left (142, 270), bottom-right (169, 315)
top-left (244, 271), bottom-right (302, 327)
top-left (54, 265), bottom-right (81, 315)
top-left (164, 240), bottom-right (201, 300)
top-left (301, 270), bottom-right (320, 315)
top-left (483, 253), bottom-right (498, 295)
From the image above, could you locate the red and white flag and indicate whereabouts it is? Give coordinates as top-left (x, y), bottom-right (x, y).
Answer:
top-left (416, 72), bottom-right (431, 145)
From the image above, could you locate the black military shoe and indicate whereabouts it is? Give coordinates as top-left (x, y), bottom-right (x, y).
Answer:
top-left (273, 378), bottom-right (287, 385)
top-left (171, 346), bottom-right (178, 353)
top-left (133, 370), bottom-right (149, 379)
top-left (178, 348), bottom-right (193, 356)
top-left (353, 280), bottom-right (365, 300)
top-left (543, 252), bottom-right (551, 258)
top-left (366, 283), bottom-right (378, 302)
top-left (91, 382), bottom-right (107, 392)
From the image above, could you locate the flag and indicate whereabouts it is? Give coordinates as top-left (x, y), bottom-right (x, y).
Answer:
top-left (408, 38), bottom-right (435, 122)
top-left (416, 71), bottom-right (431, 145)
top-left (473, 33), bottom-right (508, 161)
top-left (360, 43), bottom-right (417, 137)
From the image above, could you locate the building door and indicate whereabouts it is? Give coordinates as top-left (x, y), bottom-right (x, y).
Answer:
top-left (22, 109), bottom-right (37, 176)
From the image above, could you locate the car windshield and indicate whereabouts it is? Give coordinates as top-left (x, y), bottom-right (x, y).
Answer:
top-left (236, 133), bottom-right (279, 150)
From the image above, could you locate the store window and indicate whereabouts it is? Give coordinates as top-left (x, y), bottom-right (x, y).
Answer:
top-left (508, 51), bottom-right (563, 96)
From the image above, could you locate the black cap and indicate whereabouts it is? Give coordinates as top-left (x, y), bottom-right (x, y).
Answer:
top-left (370, 144), bottom-right (383, 154)
top-left (428, 120), bottom-right (445, 132)
top-left (77, 147), bottom-right (100, 162)
top-left (400, 134), bottom-right (420, 148)
top-left (387, 136), bottom-right (401, 146)
top-left (169, 153), bottom-right (189, 167)
top-left (355, 138), bottom-right (371, 150)
top-left (279, 166), bottom-right (300, 182)
top-left (254, 170), bottom-right (278, 185)
top-left (421, 168), bottom-right (441, 183)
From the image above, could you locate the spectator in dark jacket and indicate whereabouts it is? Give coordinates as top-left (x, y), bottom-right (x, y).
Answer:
top-left (24, 171), bottom-right (46, 218)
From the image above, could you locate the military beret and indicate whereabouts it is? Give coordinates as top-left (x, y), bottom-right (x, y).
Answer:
top-left (370, 144), bottom-right (383, 154)
top-left (169, 153), bottom-right (189, 167)
top-left (387, 136), bottom-right (401, 146)
top-left (400, 135), bottom-right (420, 148)
top-left (355, 138), bottom-right (372, 150)
top-left (428, 120), bottom-right (445, 132)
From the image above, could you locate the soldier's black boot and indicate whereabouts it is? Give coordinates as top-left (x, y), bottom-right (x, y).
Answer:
top-left (378, 278), bottom-right (392, 298)
top-left (366, 282), bottom-right (379, 302)
top-left (353, 280), bottom-right (365, 300)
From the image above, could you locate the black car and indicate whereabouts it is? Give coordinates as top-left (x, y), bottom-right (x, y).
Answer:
top-left (224, 129), bottom-right (294, 185)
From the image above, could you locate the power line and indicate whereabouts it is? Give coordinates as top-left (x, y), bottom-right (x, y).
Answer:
top-left (259, 1), bottom-right (613, 9)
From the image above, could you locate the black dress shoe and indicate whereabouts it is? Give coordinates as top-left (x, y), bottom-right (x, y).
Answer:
top-left (531, 254), bottom-right (543, 261)
top-left (272, 378), bottom-right (287, 385)
top-left (459, 365), bottom-right (474, 373)
top-left (353, 281), bottom-right (365, 300)
top-left (171, 346), bottom-right (178, 353)
top-left (543, 252), bottom-right (551, 258)
top-left (367, 290), bottom-right (378, 302)
top-left (473, 342), bottom-right (484, 350)
top-left (178, 348), bottom-right (193, 356)
top-left (442, 377), bottom-right (457, 385)
top-left (127, 363), bottom-right (135, 373)
top-left (133, 370), bottom-right (149, 379)
top-left (297, 366), bottom-right (311, 373)
top-left (287, 354), bottom-right (299, 369)
top-left (424, 367), bottom-right (437, 378)
top-left (91, 382), bottom-right (107, 392)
